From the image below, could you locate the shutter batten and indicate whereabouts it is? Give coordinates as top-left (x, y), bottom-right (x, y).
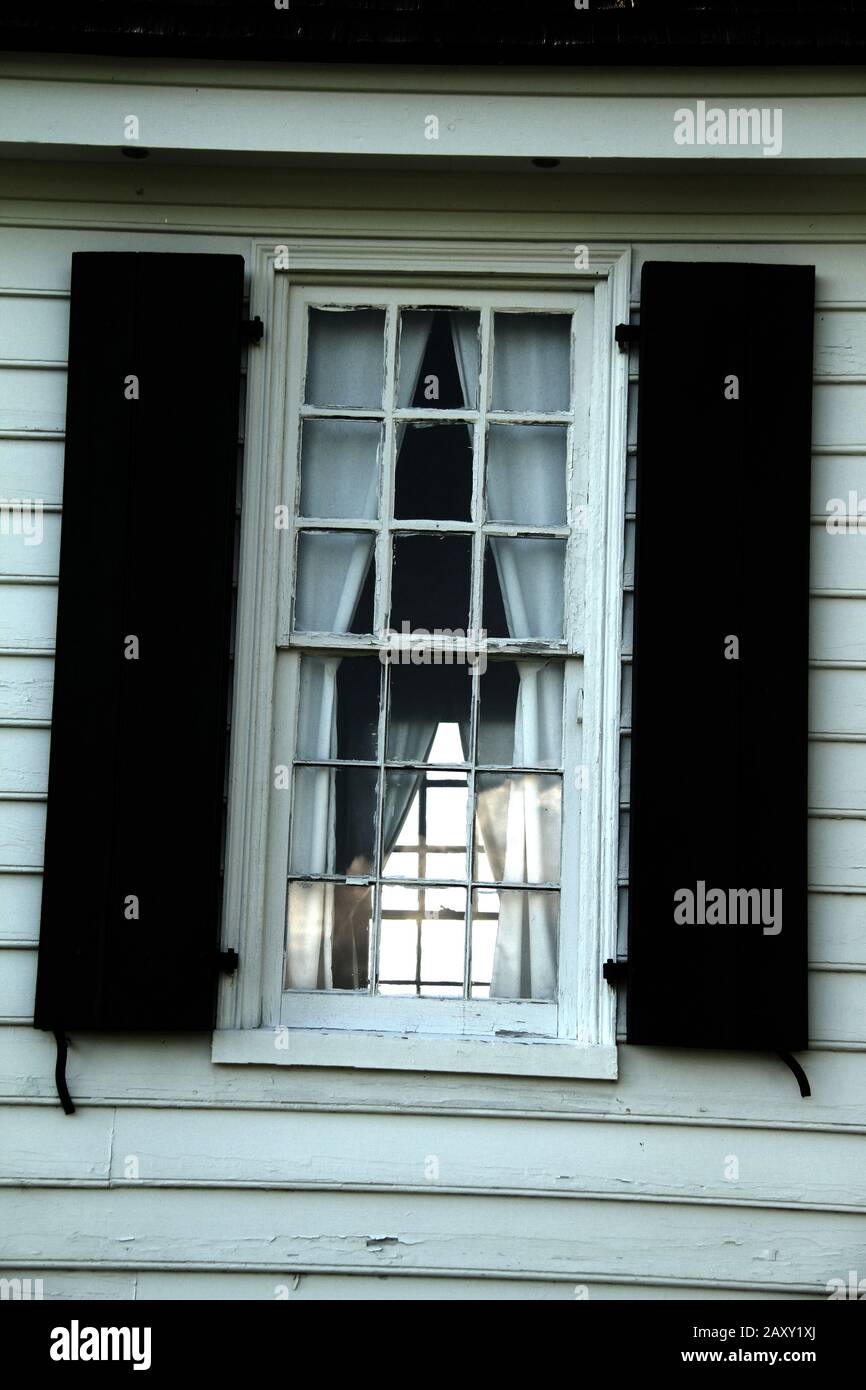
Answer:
top-left (34, 253), bottom-right (245, 1032)
top-left (626, 261), bottom-right (814, 1051)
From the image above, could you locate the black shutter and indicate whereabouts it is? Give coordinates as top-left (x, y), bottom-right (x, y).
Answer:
top-left (627, 262), bottom-right (814, 1050)
top-left (34, 253), bottom-right (244, 1031)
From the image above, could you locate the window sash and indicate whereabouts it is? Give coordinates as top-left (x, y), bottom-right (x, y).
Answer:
top-left (279, 287), bottom-right (587, 1018)
top-left (277, 285), bottom-right (592, 655)
top-left (217, 239), bottom-right (630, 1069)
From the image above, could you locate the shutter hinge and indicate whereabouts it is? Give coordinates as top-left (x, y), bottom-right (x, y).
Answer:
top-left (241, 316), bottom-right (264, 345)
top-left (615, 323), bottom-right (641, 352)
top-left (603, 958), bottom-right (628, 985)
top-left (219, 948), bottom-right (240, 975)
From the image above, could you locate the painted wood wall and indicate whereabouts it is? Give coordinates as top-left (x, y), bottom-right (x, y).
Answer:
top-left (1, 160), bottom-right (865, 1300)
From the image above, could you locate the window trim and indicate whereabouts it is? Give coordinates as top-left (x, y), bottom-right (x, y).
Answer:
top-left (215, 237), bottom-right (631, 1081)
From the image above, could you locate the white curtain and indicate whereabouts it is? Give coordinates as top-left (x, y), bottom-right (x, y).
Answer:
top-left (490, 313), bottom-right (571, 413)
top-left (480, 664), bottom-right (563, 1001)
top-left (287, 315), bottom-right (433, 989)
top-left (457, 314), bottom-right (565, 1002)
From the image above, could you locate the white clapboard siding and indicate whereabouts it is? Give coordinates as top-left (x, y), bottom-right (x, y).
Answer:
top-left (0, 800), bottom-right (45, 870)
top-left (809, 741), bottom-right (866, 809)
top-left (812, 453), bottom-right (866, 514)
top-left (814, 383), bottom-right (866, 447)
top-left (2, 1186), bottom-right (863, 1291)
top-left (0, 1104), bottom-right (111, 1180)
top-left (808, 600), bottom-right (866, 662)
top-left (0, 513), bottom-right (60, 578)
top-left (9, 1099), bottom-right (866, 1207)
top-left (0, 945), bottom-right (36, 1019)
top-left (101, 1105), bottom-right (866, 1208)
top-left (0, 945), bottom-right (35, 1023)
top-left (810, 667), bottom-right (866, 734)
top-left (813, 527), bottom-right (866, 591)
top-left (0, 654), bottom-right (53, 722)
top-left (0, 872), bottom-right (42, 943)
top-left (0, 294), bottom-right (69, 362)
top-left (811, 970), bottom-right (866, 1044)
top-left (0, 726), bottom-right (49, 793)
top-left (815, 309), bottom-right (866, 375)
top-left (0, 585), bottom-right (56, 650)
top-left (808, 893), bottom-right (866, 965)
top-left (0, 193), bottom-right (865, 1299)
top-left (809, 817), bottom-right (866, 889)
top-left (0, 439), bottom-right (65, 503)
top-left (0, 367), bottom-right (66, 434)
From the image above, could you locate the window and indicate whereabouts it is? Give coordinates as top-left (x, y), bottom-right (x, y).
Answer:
top-left (217, 240), bottom-right (630, 1080)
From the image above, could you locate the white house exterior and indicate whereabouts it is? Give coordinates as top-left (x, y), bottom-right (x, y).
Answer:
top-left (1, 9), bottom-right (866, 1304)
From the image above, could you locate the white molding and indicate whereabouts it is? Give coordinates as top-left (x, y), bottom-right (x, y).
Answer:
top-left (581, 255), bottom-right (631, 1047)
top-left (265, 237), bottom-right (624, 281)
top-left (219, 235), bottom-right (630, 1073)
top-left (2, 58), bottom-right (866, 163)
top-left (213, 1029), bottom-right (618, 1081)
top-left (218, 244), bottom-right (286, 1030)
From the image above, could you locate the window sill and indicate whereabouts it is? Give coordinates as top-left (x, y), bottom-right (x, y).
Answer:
top-left (212, 1029), bottom-right (618, 1080)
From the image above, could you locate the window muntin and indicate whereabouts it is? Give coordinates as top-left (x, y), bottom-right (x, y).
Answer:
top-left (279, 288), bottom-right (589, 1033)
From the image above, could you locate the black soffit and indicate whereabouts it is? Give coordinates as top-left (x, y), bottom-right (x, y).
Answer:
top-left (2, 1), bottom-right (866, 66)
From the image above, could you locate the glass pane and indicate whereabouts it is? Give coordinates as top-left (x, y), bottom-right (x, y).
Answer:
top-left (387, 663), bottom-right (471, 763)
top-left (299, 419), bottom-right (381, 520)
top-left (471, 888), bottom-right (559, 1001)
top-left (382, 771), bottom-right (468, 880)
top-left (296, 655), bottom-right (380, 761)
top-left (491, 313), bottom-right (571, 413)
top-left (482, 538), bottom-right (565, 639)
top-left (394, 422), bottom-right (473, 521)
top-left (289, 766), bottom-right (378, 878)
top-left (305, 307), bottom-right (385, 409)
top-left (285, 880), bottom-right (372, 991)
top-left (379, 888), bottom-right (467, 995)
top-left (378, 917), bottom-right (418, 988)
top-left (398, 309), bottom-right (479, 409)
top-left (474, 772), bottom-right (561, 884)
top-left (390, 534), bottom-right (471, 634)
top-left (294, 532), bottom-right (374, 634)
top-left (486, 424), bottom-right (567, 526)
top-left (421, 914), bottom-right (466, 990)
top-left (477, 660), bottom-right (563, 768)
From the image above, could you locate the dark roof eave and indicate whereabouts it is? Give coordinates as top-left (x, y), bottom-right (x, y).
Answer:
top-left (2, 2), bottom-right (866, 68)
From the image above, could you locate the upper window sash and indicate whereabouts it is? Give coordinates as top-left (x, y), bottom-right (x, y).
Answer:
top-left (277, 286), bottom-right (593, 660)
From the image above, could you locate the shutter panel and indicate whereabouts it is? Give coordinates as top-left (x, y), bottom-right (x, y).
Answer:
top-left (627, 261), bottom-right (814, 1050)
top-left (34, 253), bottom-right (244, 1031)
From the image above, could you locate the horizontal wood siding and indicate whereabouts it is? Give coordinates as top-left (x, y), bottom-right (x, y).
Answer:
top-left (1, 178), bottom-right (865, 1299)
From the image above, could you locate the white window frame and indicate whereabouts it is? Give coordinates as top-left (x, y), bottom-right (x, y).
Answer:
top-left (214, 237), bottom-right (630, 1081)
